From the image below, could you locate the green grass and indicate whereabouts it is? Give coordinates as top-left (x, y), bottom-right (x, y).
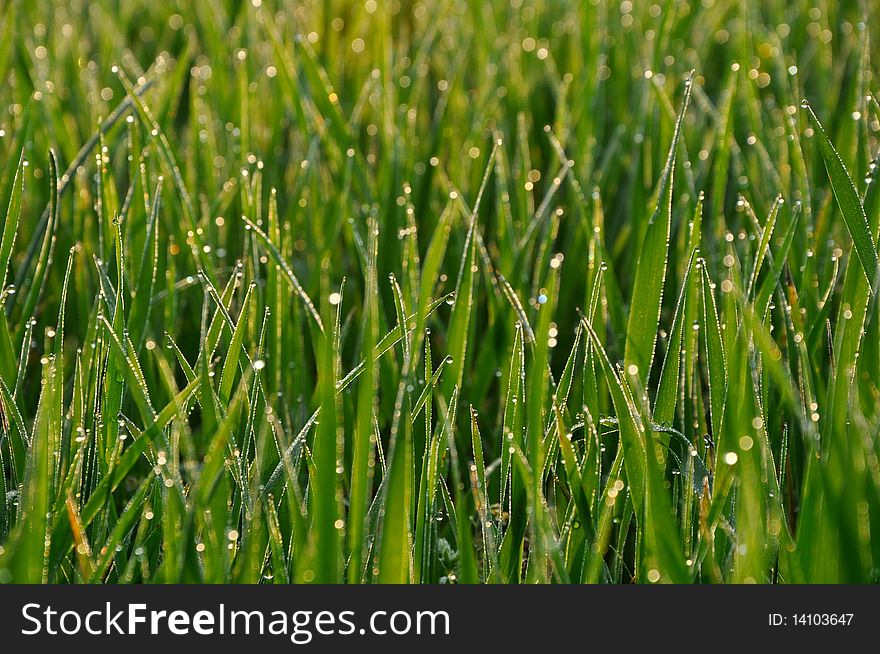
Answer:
top-left (1, 0), bottom-right (880, 584)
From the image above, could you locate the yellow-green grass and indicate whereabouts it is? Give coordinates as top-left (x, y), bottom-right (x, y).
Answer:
top-left (0, 0), bottom-right (879, 583)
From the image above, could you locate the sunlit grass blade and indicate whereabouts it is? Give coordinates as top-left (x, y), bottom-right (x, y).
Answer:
top-left (624, 76), bottom-right (692, 384)
top-left (804, 102), bottom-right (879, 290)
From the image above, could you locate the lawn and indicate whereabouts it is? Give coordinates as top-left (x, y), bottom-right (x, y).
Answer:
top-left (1, 0), bottom-right (879, 583)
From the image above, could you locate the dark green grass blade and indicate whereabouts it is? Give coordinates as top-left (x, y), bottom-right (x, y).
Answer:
top-left (804, 102), bottom-right (879, 290)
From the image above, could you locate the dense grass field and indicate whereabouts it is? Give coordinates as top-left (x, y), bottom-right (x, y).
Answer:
top-left (1, 0), bottom-right (879, 584)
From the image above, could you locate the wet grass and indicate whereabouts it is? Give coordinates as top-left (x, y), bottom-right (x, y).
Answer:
top-left (1, 0), bottom-right (880, 583)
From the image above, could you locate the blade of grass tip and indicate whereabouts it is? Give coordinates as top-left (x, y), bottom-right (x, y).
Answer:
top-left (127, 178), bottom-right (161, 350)
top-left (390, 273), bottom-right (411, 366)
top-left (412, 200), bottom-right (454, 337)
top-left (496, 272), bottom-right (536, 344)
top-left (516, 132), bottom-right (572, 252)
top-left (165, 331), bottom-right (196, 383)
top-left (550, 320), bottom-right (582, 412)
top-left (624, 75), bottom-right (693, 385)
top-left (411, 355), bottom-right (451, 419)
top-left (755, 207), bottom-right (800, 319)
top-left (746, 195), bottom-right (782, 299)
top-left (685, 192), bottom-right (703, 260)
top-left (91, 247), bottom-right (118, 314)
top-left (218, 282), bottom-right (256, 404)
top-left (197, 263), bottom-right (245, 370)
top-left (243, 216), bottom-right (323, 332)
top-left (803, 101), bottom-right (879, 291)
top-left (581, 265), bottom-right (604, 440)
top-left (438, 144), bottom-right (496, 399)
